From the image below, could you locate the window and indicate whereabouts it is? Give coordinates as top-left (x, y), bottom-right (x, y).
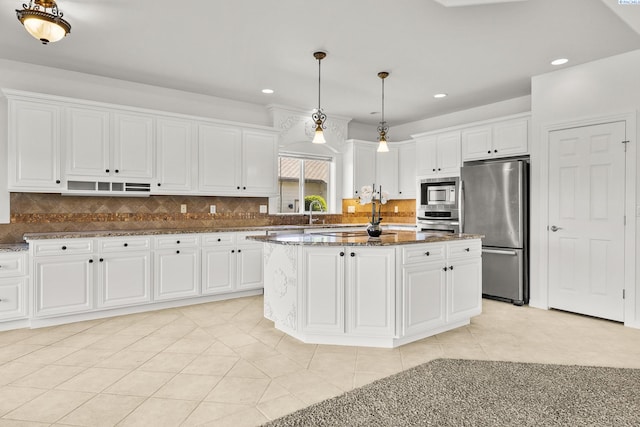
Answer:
top-left (276, 155), bottom-right (332, 214)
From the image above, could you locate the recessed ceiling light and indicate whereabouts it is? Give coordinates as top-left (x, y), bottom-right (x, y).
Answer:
top-left (261, 89), bottom-right (274, 94)
top-left (434, 93), bottom-right (448, 99)
top-left (551, 58), bottom-right (569, 66)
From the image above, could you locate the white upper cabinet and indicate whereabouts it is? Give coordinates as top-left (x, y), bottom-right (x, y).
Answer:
top-left (343, 140), bottom-right (378, 198)
top-left (415, 131), bottom-right (461, 177)
top-left (66, 107), bottom-right (110, 177)
top-left (155, 118), bottom-right (194, 193)
top-left (461, 116), bottom-right (529, 161)
top-left (112, 112), bottom-right (154, 179)
top-left (198, 124), bottom-right (278, 196)
top-left (397, 142), bottom-right (417, 199)
top-left (376, 146), bottom-right (399, 198)
top-left (8, 98), bottom-right (62, 191)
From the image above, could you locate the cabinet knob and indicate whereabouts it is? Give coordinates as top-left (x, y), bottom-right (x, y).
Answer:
top-left (437, 168), bottom-right (441, 171)
top-left (88, 259), bottom-right (94, 263)
top-left (350, 252), bottom-right (355, 257)
top-left (106, 169), bottom-right (110, 173)
top-left (157, 183), bottom-right (161, 187)
top-left (355, 190), bottom-right (358, 194)
top-left (243, 186), bottom-right (246, 190)
top-left (99, 258), bottom-right (104, 262)
top-left (449, 266), bottom-right (454, 270)
top-left (237, 186), bottom-right (240, 190)
top-left (176, 250), bottom-right (180, 254)
top-left (62, 246), bottom-right (67, 250)
top-left (399, 191), bottom-right (402, 194)
top-left (465, 248), bottom-right (470, 252)
top-left (425, 251), bottom-right (430, 256)
top-left (176, 240), bottom-right (180, 244)
top-left (231, 249), bottom-right (235, 253)
top-left (115, 169), bottom-right (119, 173)
top-left (432, 168), bottom-right (436, 172)
top-left (124, 243), bottom-right (128, 247)
top-left (494, 149), bottom-right (498, 153)
top-left (56, 179), bottom-right (61, 184)
top-left (339, 252), bottom-right (345, 257)
top-left (487, 150), bottom-right (491, 154)
top-left (217, 238), bottom-right (221, 242)
top-left (238, 249), bottom-right (242, 253)
top-left (443, 266), bottom-right (447, 271)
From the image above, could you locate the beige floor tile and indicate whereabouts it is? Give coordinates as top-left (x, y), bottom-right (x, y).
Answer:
top-left (0, 362), bottom-right (44, 386)
top-left (54, 333), bottom-right (108, 349)
top-left (252, 355), bottom-right (305, 378)
top-left (274, 338), bottom-right (316, 368)
top-left (117, 397), bottom-right (197, 427)
top-left (0, 385), bottom-right (47, 417)
top-left (125, 335), bottom-right (176, 353)
top-left (258, 383), bottom-right (290, 404)
top-left (0, 330), bottom-right (41, 346)
top-left (353, 371), bottom-right (389, 388)
top-left (180, 402), bottom-right (251, 427)
top-left (116, 323), bottom-right (160, 336)
top-left (440, 342), bottom-right (490, 359)
top-left (355, 352), bottom-right (403, 376)
top-left (234, 341), bottom-right (281, 361)
top-left (203, 341), bottom-right (237, 356)
top-left (153, 373), bottom-right (221, 400)
top-left (291, 380), bottom-right (343, 405)
top-left (205, 377), bottom-right (270, 405)
top-left (150, 320), bottom-right (197, 338)
top-left (55, 348), bottom-right (116, 368)
top-left (138, 352), bottom-right (197, 373)
top-left (11, 364), bottom-right (86, 389)
top-left (3, 389), bottom-right (94, 423)
top-left (181, 354), bottom-right (239, 376)
top-left (0, 420), bottom-right (50, 426)
top-left (216, 332), bottom-right (259, 348)
top-left (104, 370), bottom-right (174, 397)
top-left (272, 370), bottom-right (326, 395)
top-left (14, 346), bottom-right (78, 365)
top-left (226, 359), bottom-right (269, 379)
top-left (257, 394), bottom-right (307, 421)
top-left (56, 367), bottom-right (129, 393)
top-left (17, 332), bottom-right (75, 346)
top-left (86, 335), bottom-right (141, 352)
top-left (162, 337), bottom-right (214, 354)
top-left (58, 393), bottom-right (144, 427)
top-left (207, 407), bottom-right (269, 427)
top-left (93, 349), bottom-right (156, 370)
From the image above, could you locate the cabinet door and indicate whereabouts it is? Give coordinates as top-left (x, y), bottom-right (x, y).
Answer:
top-left (397, 143), bottom-right (417, 199)
top-left (0, 278), bottom-right (27, 321)
top-left (347, 247), bottom-right (395, 337)
top-left (302, 247), bottom-right (344, 334)
top-left (201, 246), bottom-right (235, 295)
top-left (436, 131), bottom-right (461, 176)
top-left (66, 107), bottom-right (111, 177)
top-left (415, 136), bottom-right (437, 177)
top-left (198, 124), bottom-right (242, 193)
top-left (447, 258), bottom-right (482, 324)
top-left (112, 112), bottom-right (154, 178)
top-left (156, 118), bottom-right (193, 193)
top-left (236, 243), bottom-right (263, 290)
top-left (98, 252), bottom-right (151, 308)
top-left (154, 248), bottom-right (200, 301)
top-left (242, 130), bottom-right (278, 196)
top-left (353, 143), bottom-right (377, 197)
top-left (8, 100), bottom-right (62, 191)
top-left (402, 262), bottom-right (446, 336)
top-left (461, 126), bottom-right (492, 161)
top-left (493, 118), bottom-right (528, 157)
top-left (34, 255), bottom-right (94, 317)
top-left (376, 146), bottom-right (399, 199)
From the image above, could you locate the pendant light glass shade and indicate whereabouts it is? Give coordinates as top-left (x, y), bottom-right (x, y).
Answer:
top-left (311, 51), bottom-right (327, 144)
top-left (16, 0), bottom-right (71, 44)
top-left (376, 71), bottom-right (390, 152)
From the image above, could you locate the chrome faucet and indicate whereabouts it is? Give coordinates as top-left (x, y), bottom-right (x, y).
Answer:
top-left (309, 200), bottom-right (323, 225)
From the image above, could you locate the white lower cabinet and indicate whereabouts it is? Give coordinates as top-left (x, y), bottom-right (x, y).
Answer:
top-left (447, 255), bottom-right (482, 324)
top-left (154, 247), bottom-right (200, 301)
top-left (0, 253), bottom-right (28, 321)
top-left (302, 246), bottom-right (395, 337)
top-left (236, 233), bottom-right (264, 291)
top-left (202, 245), bottom-right (235, 295)
top-left (34, 254), bottom-right (94, 317)
top-left (402, 261), bottom-right (447, 336)
top-left (98, 252), bottom-right (151, 308)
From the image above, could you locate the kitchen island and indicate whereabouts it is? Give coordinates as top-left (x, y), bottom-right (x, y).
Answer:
top-left (248, 231), bottom-right (483, 348)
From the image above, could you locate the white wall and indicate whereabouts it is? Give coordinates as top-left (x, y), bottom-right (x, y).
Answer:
top-left (530, 49), bottom-right (640, 327)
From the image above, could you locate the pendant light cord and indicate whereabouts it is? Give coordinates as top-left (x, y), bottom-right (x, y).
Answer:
top-left (317, 57), bottom-right (322, 111)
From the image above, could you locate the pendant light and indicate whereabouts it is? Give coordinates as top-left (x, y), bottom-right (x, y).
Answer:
top-left (16, 0), bottom-right (71, 45)
top-left (376, 71), bottom-right (390, 153)
top-left (311, 51), bottom-right (327, 144)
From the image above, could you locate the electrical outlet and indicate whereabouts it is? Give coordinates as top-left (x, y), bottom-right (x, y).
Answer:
top-left (210, 205), bottom-right (216, 214)
top-left (347, 205), bottom-right (356, 213)
top-left (259, 205), bottom-right (268, 214)
top-left (180, 204), bottom-right (187, 213)
top-left (394, 206), bottom-right (399, 213)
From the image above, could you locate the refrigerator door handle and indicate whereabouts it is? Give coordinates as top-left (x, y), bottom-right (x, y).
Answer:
top-left (459, 180), bottom-right (465, 233)
top-left (482, 248), bottom-right (518, 256)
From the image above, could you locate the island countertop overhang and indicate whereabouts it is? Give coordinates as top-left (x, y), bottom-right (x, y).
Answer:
top-left (247, 230), bottom-right (483, 246)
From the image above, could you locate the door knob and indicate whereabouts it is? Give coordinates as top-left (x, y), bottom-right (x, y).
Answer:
top-left (550, 225), bottom-right (563, 232)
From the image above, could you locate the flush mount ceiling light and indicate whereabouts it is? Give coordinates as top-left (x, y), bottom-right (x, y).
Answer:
top-left (16, 0), bottom-right (71, 45)
top-left (376, 71), bottom-right (390, 153)
top-left (311, 51), bottom-right (327, 144)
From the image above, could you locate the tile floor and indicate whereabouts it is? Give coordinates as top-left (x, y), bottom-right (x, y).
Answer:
top-left (0, 296), bottom-right (639, 426)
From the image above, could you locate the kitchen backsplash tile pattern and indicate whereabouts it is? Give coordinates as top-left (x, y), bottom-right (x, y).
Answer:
top-left (0, 194), bottom-right (415, 243)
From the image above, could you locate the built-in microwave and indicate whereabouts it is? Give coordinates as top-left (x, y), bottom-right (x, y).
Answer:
top-left (418, 177), bottom-right (460, 220)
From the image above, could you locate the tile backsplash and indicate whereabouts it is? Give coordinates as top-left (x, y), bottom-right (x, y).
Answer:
top-left (0, 193), bottom-right (416, 243)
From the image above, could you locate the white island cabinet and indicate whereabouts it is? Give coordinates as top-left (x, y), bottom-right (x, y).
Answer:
top-left (257, 231), bottom-right (482, 348)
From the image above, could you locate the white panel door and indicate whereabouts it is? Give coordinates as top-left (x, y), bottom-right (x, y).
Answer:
top-left (201, 246), bottom-right (235, 295)
top-left (402, 262), bottom-right (446, 336)
top-left (353, 143), bottom-right (377, 196)
top-left (397, 143), bottom-right (417, 198)
top-left (493, 118), bottom-right (528, 158)
top-left (34, 255), bottom-right (94, 317)
top-left (198, 124), bottom-right (242, 193)
top-left (437, 132), bottom-right (461, 176)
top-left (242, 130), bottom-right (278, 195)
top-left (447, 258), bottom-right (482, 323)
top-left (347, 247), bottom-right (395, 337)
top-left (548, 121), bottom-right (626, 321)
top-left (376, 146), bottom-right (399, 198)
top-left (66, 107), bottom-right (110, 177)
top-left (461, 126), bottom-right (492, 161)
top-left (236, 244), bottom-right (263, 290)
top-left (156, 118), bottom-right (193, 192)
top-left (302, 247), bottom-right (344, 334)
top-left (112, 112), bottom-right (154, 179)
top-left (416, 136), bottom-right (437, 176)
top-left (154, 248), bottom-right (200, 301)
top-left (98, 252), bottom-right (151, 308)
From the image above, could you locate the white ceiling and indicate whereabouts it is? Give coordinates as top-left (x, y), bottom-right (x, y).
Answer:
top-left (1, 0), bottom-right (640, 126)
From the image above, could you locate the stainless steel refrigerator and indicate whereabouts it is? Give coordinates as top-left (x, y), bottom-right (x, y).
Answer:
top-left (460, 158), bottom-right (528, 305)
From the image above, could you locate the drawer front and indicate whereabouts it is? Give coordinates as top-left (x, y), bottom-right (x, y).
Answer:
top-left (0, 278), bottom-right (27, 320)
top-left (0, 252), bottom-right (28, 278)
top-left (155, 235), bottom-right (199, 249)
top-left (99, 237), bottom-right (152, 253)
top-left (201, 233), bottom-right (236, 247)
top-left (402, 243), bottom-right (446, 265)
top-left (447, 240), bottom-right (482, 259)
top-left (33, 239), bottom-right (94, 257)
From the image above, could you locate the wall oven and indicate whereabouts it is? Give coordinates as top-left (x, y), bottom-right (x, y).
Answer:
top-left (417, 177), bottom-right (460, 233)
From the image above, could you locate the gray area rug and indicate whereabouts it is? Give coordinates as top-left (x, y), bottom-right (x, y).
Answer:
top-left (263, 358), bottom-right (640, 427)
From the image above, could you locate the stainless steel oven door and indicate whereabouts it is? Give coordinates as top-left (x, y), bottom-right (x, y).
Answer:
top-left (417, 219), bottom-right (460, 234)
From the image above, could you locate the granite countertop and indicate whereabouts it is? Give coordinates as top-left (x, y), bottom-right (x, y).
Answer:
top-left (247, 230), bottom-right (483, 247)
top-left (22, 223), bottom-right (417, 241)
top-left (0, 243), bottom-right (29, 252)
